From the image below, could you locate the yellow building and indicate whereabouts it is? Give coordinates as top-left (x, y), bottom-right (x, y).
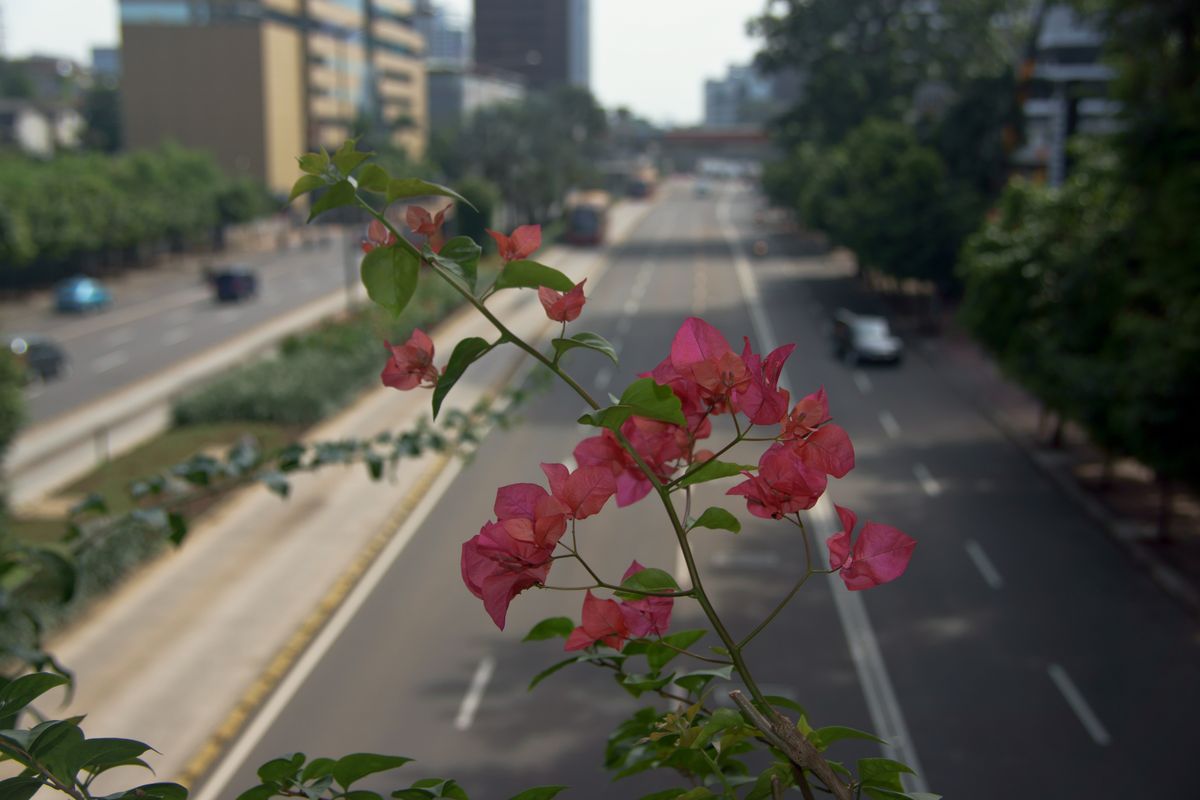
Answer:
top-left (120, 0), bottom-right (426, 195)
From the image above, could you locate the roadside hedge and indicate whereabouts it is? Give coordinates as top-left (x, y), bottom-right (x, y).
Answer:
top-left (171, 275), bottom-right (468, 426)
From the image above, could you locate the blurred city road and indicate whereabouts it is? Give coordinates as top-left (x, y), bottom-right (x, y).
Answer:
top-left (192, 181), bottom-right (1199, 799)
top-left (4, 234), bottom-right (354, 425)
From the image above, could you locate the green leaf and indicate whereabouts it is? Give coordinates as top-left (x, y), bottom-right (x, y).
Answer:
top-left (257, 753), bottom-right (304, 785)
top-left (386, 178), bottom-right (472, 208)
top-left (288, 174), bottom-right (325, 203)
top-left (332, 754), bottom-right (413, 789)
top-left (810, 725), bottom-right (886, 750)
top-left (674, 665), bottom-right (734, 694)
top-left (233, 785), bottom-right (277, 800)
top-left (432, 337), bottom-right (493, 419)
top-left (308, 179), bottom-right (357, 222)
top-left (763, 695), bottom-right (807, 718)
top-left (297, 149), bottom-right (329, 175)
top-left (528, 657), bottom-right (582, 690)
top-left (77, 738), bottom-right (155, 772)
top-left (166, 512), bottom-right (188, 546)
top-left (428, 236), bottom-right (481, 292)
top-left (523, 617), bottom-right (575, 642)
top-left (552, 332), bottom-right (618, 365)
top-left (676, 789), bottom-right (715, 800)
top-left (0, 778), bottom-right (41, 800)
top-left (646, 629), bottom-right (706, 671)
top-left (619, 672), bottom-right (676, 697)
top-left (301, 757), bottom-right (336, 782)
top-left (332, 140), bottom-right (372, 176)
top-left (578, 378), bottom-right (686, 430)
top-left (858, 758), bottom-right (914, 794)
top-left (615, 567), bottom-right (678, 600)
top-left (345, 792), bottom-right (386, 800)
top-left (0, 673), bottom-right (68, 718)
top-left (390, 791), bottom-right (434, 800)
top-left (691, 507), bottom-right (741, 534)
top-left (638, 792), bottom-right (686, 800)
top-left (356, 164), bottom-right (391, 193)
top-left (675, 460), bottom-right (755, 489)
top-left (115, 784), bottom-right (188, 800)
top-left (361, 245), bottom-right (420, 317)
top-left (505, 788), bottom-right (568, 800)
top-left (493, 260), bottom-right (574, 292)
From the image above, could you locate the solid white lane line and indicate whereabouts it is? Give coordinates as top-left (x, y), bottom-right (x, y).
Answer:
top-left (673, 544), bottom-right (691, 590)
top-left (594, 366), bottom-right (613, 390)
top-left (879, 410), bottom-right (901, 439)
top-left (162, 327), bottom-right (190, 346)
top-left (91, 350), bottom-right (129, 374)
top-left (453, 655), bottom-right (496, 731)
top-left (853, 370), bottom-right (873, 394)
top-left (623, 297), bottom-right (639, 317)
top-left (1047, 664), bottom-right (1112, 746)
top-left (193, 456), bottom-right (470, 800)
top-left (719, 200), bottom-right (929, 792)
top-left (963, 540), bottom-right (1004, 589)
top-left (913, 463), bottom-right (942, 498)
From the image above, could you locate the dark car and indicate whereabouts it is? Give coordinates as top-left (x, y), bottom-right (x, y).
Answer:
top-left (55, 276), bottom-right (112, 313)
top-left (209, 266), bottom-right (259, 302)
top-left (831, 310), bottom-right (903, 365)
top-left (6, 335), bottom-right (66, 382)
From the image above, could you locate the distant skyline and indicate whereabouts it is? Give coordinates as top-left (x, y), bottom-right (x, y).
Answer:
top-left (0, 0), bottom-right (767, 125)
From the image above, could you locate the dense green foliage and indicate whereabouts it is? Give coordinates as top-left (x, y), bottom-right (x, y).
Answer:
top-left (432, 87), bottom-right (608, 223)
top-left (172, 276), bottom-right (467, 427)
top-left (452, 175), bottom-right (501, 247)
top-left (754, 1), bottom-right (1030, 286)
top-left (0, 351), bottom-right (23, 469)
top-left (0, 144), bottom-right (274, 289)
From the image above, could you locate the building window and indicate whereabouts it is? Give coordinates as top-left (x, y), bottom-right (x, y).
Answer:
top-left (119, 1), bottom-right (193, 24)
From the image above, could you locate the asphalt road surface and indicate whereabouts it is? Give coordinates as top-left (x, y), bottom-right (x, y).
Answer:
top-left (195, 183), bottom-right (1200, 799)
top-left (3, 232), bottom-right (356, 425)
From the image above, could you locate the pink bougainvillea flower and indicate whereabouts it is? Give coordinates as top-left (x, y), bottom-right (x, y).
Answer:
top-left (405, 203), bottom-right (451, 237)
top-left (618, 561), bottom-right (673, 639)
top-left (727, 443), bottom-right (827, 519)
top-left (575, 417), bottom-right (687, 508)
top-left (461, 521), bottom-right (554, 629)
top-left (361, 218), bottom-right (397, 253)
top-left (487, 224), bottom-right (542, 262)
top-left (645, 357), bottom-right (714, 442)
top-left (380, 329), bottom-right (439, 391)
top-left (565, 591), bottom-right (630, 651)
top-left (540, 461), bottom-right (616, 520)
top-left (735, 338), bottom-right (794, 425)
top-left (669, 317), bottom-right (750, 413)
top-left (538, 279), bottom-right (587, 323)
top-left (826, 505), bottom-right (916, 591)
top-left (492, 483), bottom-right (568, 549)
top-left (781, 388), bottom-right (855, 478)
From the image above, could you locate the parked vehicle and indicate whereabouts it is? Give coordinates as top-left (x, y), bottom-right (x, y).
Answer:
top-left (6, 335), bottom-right (66, 382)
top-left (564, 190), bottom-right (611, 246)
top-left (208, 266), bottom-right (259, 302)
top-left (831, 309), bottom-right (903, 365)
top-left (54, 276), bottom-right (112, 313)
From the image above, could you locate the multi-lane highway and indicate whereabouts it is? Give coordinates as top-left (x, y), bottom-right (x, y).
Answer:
top-left (184, 182), bottom-right (1198, 799)
top-left (3, 232), bottom-right (355, 424)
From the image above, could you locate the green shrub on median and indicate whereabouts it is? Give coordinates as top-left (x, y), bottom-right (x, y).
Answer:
top-left (171, 270), bottom-right (471, 427)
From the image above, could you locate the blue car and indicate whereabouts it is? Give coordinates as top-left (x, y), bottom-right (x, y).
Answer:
top-left (55, 276), bottom-right (112, 313)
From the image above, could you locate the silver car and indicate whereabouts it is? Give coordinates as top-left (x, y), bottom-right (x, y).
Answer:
top-left (831, 310), bottom-right (903, 365)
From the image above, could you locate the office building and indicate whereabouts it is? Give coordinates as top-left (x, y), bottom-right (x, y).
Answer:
top-left (427, 65), bottom-right (524, 128)
top-left (415, 0), bottom-right (469, 68)
top-left (120, 0), bottom-right (427, 195)
top-left (473, 0), bottom-right (588, 90)
top-left (704, 64), bottom-right (776, 128)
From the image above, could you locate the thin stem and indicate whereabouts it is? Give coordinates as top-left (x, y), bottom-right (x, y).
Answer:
top-left (540, 584), bottom-right (602, 591)
top-left (665, 430), bottom-right (747, 491)
top-left (655, 640), bottom-right (732, 666)
top-left (699, 747), bottom-right (735, 799)
top-left (739, 516), bottom-right (814, 649)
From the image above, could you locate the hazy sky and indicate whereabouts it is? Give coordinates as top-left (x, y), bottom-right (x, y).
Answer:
top-left (1, 0), bottom-right (766, 124)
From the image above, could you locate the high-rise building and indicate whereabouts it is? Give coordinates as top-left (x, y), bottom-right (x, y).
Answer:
top-left (415, 0), bottom-right (469, 68)
top-left (704, 64), bottom-right (775, 128)
top-left (119, 0), bottom-right (427, 195)
top-left (472, 0), bottom-right (589, 90)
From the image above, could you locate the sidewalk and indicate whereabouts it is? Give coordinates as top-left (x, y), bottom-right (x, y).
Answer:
top-left (41, 199), bottom-right (653, 794)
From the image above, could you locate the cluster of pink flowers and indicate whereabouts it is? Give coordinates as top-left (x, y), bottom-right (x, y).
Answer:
top-left (369, 238), bottom-right (916, 643)
top-left (461, 463), bottom-right (616, 629)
